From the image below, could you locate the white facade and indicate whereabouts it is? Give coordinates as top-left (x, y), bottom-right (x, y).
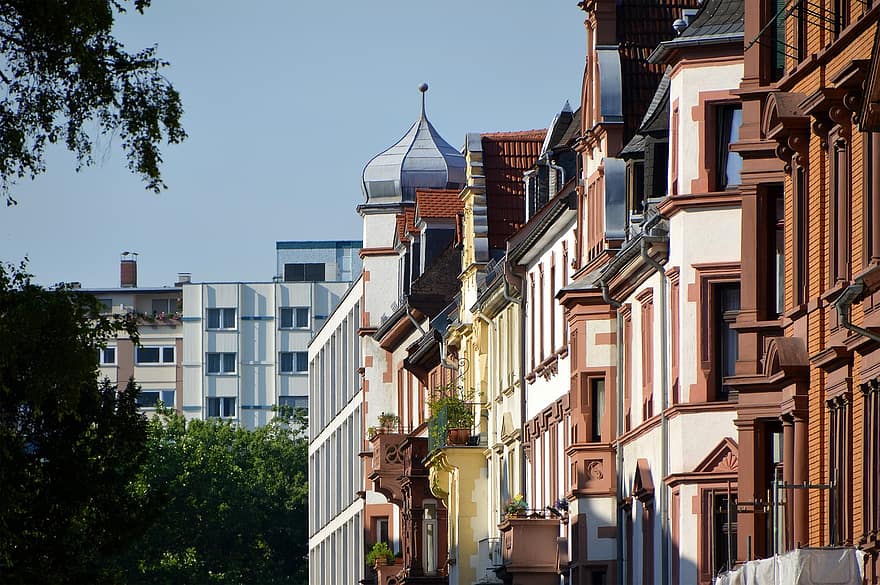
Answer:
top-left (307, 276), bottom-right (365, 585)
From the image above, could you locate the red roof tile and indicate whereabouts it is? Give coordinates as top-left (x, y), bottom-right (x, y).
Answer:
top-left (395, 208), bottom-right (418, 244)
top-left (482, 130), bottom-right (546, 250)
top-left (415, 189), bottom-right (464, 219)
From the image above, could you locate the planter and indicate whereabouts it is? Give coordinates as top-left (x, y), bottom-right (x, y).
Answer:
top-left (446, 427), bottom-right (470, 445)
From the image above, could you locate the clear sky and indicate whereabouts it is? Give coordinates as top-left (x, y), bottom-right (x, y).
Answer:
top-left (1, 1), bottom-right (586, 288)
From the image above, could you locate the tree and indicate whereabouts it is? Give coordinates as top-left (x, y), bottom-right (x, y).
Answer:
top-left (0, 0), bottom-right (185, 205)
top-left (107, 408), bottom-right (310, 584)
top-left (0, 262), bottom-right (148, 583)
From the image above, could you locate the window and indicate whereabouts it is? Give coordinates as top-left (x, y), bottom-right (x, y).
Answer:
top-left (863, 379), bottom-right (880, 539)
top-left (793, 167), bottom-right (808, 305)
top-left (423, 501), bottom-right (438, 575)
top-left (830, 133), bottom-right (851, 284)
top-left (716, 106), bottom-right (743, 189)
top-left (207, 396), bottom-right (236, 418)
top-left (152, 298), bottom-right (175, 315)
top-left (714, 283), bottom-right (740, 401)
top-left (136, 346), bottom-right (175, 364)
top-left (283, 262), bottom-right (325, 282)
top-left (374, 517), bottom-right (389, 545)
top-left (137, 389), bottom-right (175, 408)
top-left (828, 394), bottom-right (852, 545)
top-left (207, 308), bottom-right (236, 329)
top-left (772, 187), bottom-right (785, 315)
top-left (710, 492), bottom-right (738, 576)
top-left (207, 352), bottom-right (236, 374)
top-left (591, 378), bottom-right (606, 442)
top-left (280, 351), bottom-right (308, 374)
top-left (279, 395), bottom-right (308, 413)
top-left (280, 307), bottom-right (309, 329)
top-left (98, 298), bottom-right (113, 313)
top-left (98, 346), bottom-right (116, 365)
top-left (864, 133), bottom-right (880, 266)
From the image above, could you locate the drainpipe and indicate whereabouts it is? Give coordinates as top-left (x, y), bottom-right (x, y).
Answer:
top-left (832, 268), bottom-right (880, 343)
top-left (405, 299), bottom-right (426, 336)
top-left (599, 279), bottom-right (624, 584)
top-left (503, 259), bottom-right (528, 498)
top-left (639, 234), bottom-right (670, 585)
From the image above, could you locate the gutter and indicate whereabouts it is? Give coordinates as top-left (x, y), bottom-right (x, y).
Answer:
top-left (638, 233), bottom-right (670, 585)
top-left (832, 266), bottom-right (880, 343)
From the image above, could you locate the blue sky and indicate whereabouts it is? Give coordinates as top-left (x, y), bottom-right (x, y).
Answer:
top-left (1, 1), bottom-right (585, 288)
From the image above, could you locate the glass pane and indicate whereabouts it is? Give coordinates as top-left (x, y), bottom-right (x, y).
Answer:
top-left (592, 378), bottom-right (606, 441)
top-left (222, 397), bottom-right (236, 417)
top-left (296, 352), bottom-right (308, 372)
top-left (163, 347), bottom-right (175, 363)
top-left (207, 353), bottom-right (221, 373)
top-left (724, 108), bottom-right (743, 187)
top-left (223, 308), bottom-right (235, 327)
top-left (280, 308), bottom-right (293, 328)
top-left (161, 390), bottom-right (175, 406)
top-left (223, 353), bottom-right (236, 373)
top-left (137, 347), bottom-right (159, 363)
top-left (152, 299), bottom-right (170, 315)
top-left (137, 391), bottom-right (159, 407)
top-left (293, 396), bottom-right (308, 410)
top-left (296, 307), bottom-right (309, 328)
top-left (207, 309), bottom-right (220, 329)
top-left (305, 263), bottom-right (325, 282)
top-left (280, 352), bottom-right (294, 373)
top-left (207, 398), bottom-right (220, 417)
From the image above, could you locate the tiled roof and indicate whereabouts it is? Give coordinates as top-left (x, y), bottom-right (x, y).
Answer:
top-left (415, 189), bottom-right (464, 219)
top-left (679, 0), bottom-right (744, 38)
top-left (482, 130), bottom-right (546, 250)
top-left (617, 0), bottom-right (700, 143)
top-left (395, 208), bottom-right (418, 244)
top-left (640, 68), bottom-right (671, 134)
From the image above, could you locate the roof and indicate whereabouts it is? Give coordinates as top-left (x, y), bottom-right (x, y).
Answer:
top-left (482, 129), bottom-right (546, 250)
top-left (395, 208), bottom-right (418, 244)
top-left (615, 0), bottom-right (701, 143)
top-left (415, 189), bottom-right (464, 219)
top-left (362, 86), bottom-right (466, 205)
top-left (621, 68), bottom-right (672, 156)
top-left (275, 240), bottom-right (362, 250)
top-left (648, 0), bottom-right (744, 62)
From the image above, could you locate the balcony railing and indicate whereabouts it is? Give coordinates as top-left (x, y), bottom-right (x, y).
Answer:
top-left (427, 401), bottom-right (481, 453)
top-left (476, 537), bottom-right (503, 583)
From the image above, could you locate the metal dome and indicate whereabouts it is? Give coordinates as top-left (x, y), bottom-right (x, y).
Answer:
top-left (362, 84), bottom-right (466, 204)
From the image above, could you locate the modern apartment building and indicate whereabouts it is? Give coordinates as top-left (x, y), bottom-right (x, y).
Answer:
top-left (180, 240), bottom-right (361, 429)
top-left (90, 253), bottom-right (185, 412)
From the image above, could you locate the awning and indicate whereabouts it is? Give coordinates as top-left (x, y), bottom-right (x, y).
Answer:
top-left (714, 547), bottom-right (865, 585)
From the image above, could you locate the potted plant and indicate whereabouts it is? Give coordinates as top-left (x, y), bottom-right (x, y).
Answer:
top-left (366, 541), bottom-right (395, 567)
top-left (504, 494), bottom-right (528, 517)
top-left (428, 387), bottom-right (475, 446)
top-left (377, 411), bottom-right (399, 432)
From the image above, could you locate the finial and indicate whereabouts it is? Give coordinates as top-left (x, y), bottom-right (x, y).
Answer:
top-left (418, 82), bottom-right (428, 116)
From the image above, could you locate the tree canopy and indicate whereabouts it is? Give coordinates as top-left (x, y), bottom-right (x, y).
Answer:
top-left (0, 262), bottom-right (147, 583)
top-left (0, 0), bottom-right (185, 205)
top-left (106, 408), bottom-right (310, 584)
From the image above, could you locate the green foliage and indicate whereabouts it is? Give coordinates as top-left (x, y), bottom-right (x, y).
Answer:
top-left (428, 383), bottom-right (475, 429)
top-left (105, 407), bottom-right (310, 584)
top-left (0, 0), bottom-right (186, 205)
top-left (377, 411), bottom-right (399, 430)
top-left (0, 261), bottom-right (147, 583)
top-left (366, 541), bottom-right (394, 567)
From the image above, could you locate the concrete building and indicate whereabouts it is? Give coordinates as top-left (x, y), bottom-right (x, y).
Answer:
top-left (180, 240), bottom-right (360, 429)
top-left (91, 253), bottom-right (184, 412)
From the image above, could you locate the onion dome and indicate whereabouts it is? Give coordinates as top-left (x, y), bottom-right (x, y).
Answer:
top-left (362, 83), bottom-right (466, 204)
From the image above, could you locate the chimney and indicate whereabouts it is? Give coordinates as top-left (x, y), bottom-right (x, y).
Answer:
top-left (120, 252), bottom-right (138, 288)
top-left (175, 272), bottom-right (192, 286)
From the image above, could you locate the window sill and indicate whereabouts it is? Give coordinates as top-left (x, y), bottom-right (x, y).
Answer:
top-left (206, 372), bottom-right (237, 376)
top-left (135, 363), bottom-right (175, 367)
top-left (280, 371), bottom-right (308, 376)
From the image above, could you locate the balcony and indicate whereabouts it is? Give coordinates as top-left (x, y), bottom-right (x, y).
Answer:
top-left (497, 512), bottom-right (562, 585)
top-left (476, 537), bottom-right (503, 583)
top-left (427, 401), bottom-right (481, 453)
top-left (368, 430), bottom-right (408, 505)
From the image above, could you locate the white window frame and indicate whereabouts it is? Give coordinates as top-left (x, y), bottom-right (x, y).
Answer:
top-left (136, 345), bottom-right (175, 365)
top-left (207, 396), bottom-right (236, 418)
top-left (206, 352), bottom-right (236, 375)
top-left (279, 306), bottom-right (310, 329)
top-left (278, 395), bottom-right (308, 412)
top-left (137, 389), bottom-right (175, 408)
top-left (206, 307), bottom-right (236, 330)
top-left (98, 346), bottom-right (116, 365)
top-left (279, 351), bottom-right (308, 374)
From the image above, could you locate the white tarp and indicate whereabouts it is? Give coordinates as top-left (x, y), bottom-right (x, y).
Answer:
top-left (714, 547), bottom-right (866, 585)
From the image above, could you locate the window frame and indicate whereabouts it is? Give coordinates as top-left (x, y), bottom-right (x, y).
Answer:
top-left (715, 105), bottom-right (743, 191)
top-left (279, 351), bottom-right (308, 374)
top-left (137, 389), bottom-right (175, 409)
top-left (206, 352), bottom-right (236, 375)
top-left (279, 306), bottom-right (310, 329)
top-left (98, 346), bottom-right (116, 365)
top-left (136, 345), bottom-right (175, 365)
top-left (206, 307), bottom-right (236, 330)
top-left (207, 396), bottom-right (236, 418)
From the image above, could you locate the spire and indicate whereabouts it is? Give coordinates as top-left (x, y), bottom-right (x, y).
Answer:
top-left (418, 82), bottom-right (428, 118)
